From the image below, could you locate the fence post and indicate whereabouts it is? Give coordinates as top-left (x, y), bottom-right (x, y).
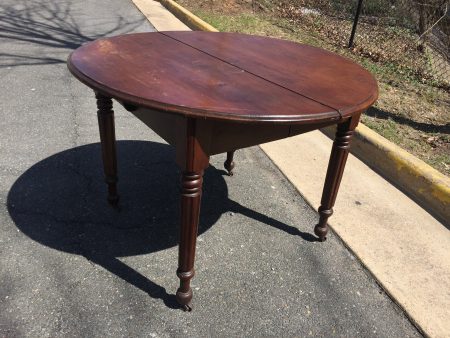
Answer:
top-left (348, 0), bottom-right (364, 48)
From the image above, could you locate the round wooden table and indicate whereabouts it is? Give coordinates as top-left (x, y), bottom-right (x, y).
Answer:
top-left (68, 31), bottom-right (378, 311)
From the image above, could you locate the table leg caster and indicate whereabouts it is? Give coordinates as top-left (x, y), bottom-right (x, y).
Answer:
top-left (176, 287), bottom-right (193, 312)
top-left (224, 151), bottom-right (235, 176)
top-left (182, 304), bottom-right (192, 312)
top-left (314, 207), bottom-right (331, 241)
top-left (104, 176), bottom-right (119, 207)
top-left (314, 224), bottom-right (327, 242)
top-left (107, 194), bottom-right (119, 206)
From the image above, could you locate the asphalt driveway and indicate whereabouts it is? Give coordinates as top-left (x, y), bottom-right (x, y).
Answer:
top-left (0, 0), bottom-right (421, 336)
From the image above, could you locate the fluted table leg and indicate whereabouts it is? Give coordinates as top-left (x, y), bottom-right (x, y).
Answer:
top-left (96, 93), bottom-right (119, 205)
top-left (175, 118), bottom-right (210, 311)
top-left (314, 116), bottom-right (360, 241)
top-left (176, 170), bottom-right (204, 311)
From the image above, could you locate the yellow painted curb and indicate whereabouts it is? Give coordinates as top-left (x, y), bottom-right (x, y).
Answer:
top-left (159, 0), bottom-right (218, 32)
top-left (157, 0), bottom-right (450, 226)
top-left (322, 124), bottom-right (450, 225)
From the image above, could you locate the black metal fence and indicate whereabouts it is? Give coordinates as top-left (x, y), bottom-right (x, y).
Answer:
top-left (277, 0), bottom-right (449, 88)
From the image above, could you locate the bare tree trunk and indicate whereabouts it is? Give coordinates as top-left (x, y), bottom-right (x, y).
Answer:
top-left (418, 1), bottom-right (427, 36)
top-left (417, 0), bottom-right (429, 52)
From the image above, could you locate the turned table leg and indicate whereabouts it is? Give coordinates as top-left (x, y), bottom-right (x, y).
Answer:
top-left (224, 151), bottom-right (235, 176)
top-left (96, 93), bottom-right (119, 205)
top-left (176, 170), bottom-right (204, 311)
top-left (314, 116), bottom-right (359, 241)
top-left (175, 118), bottom-right (210, 311)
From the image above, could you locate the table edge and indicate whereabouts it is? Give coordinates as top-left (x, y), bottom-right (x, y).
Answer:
top-left (67, 32), bottom-right (378, 124)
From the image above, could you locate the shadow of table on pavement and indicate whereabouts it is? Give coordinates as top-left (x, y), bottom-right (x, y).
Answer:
top-left (7, 140), bottom-right (316, 309)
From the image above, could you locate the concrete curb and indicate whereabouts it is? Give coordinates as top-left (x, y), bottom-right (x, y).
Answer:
top-left (322, 125), bottom-right (450, 226)
top-left (157, 0), bottom-right (450, 225)
top-left (159, 0), bottom-right (218, 32)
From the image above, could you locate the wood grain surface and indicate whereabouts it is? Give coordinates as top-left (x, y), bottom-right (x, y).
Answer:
top-left (68, 32), bottom-right (378, 124)
top-left (162, 32), bottom-right (378, 117)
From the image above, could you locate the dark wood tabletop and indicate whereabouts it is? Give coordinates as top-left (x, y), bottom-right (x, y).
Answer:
top-left (67, 31), bottom-right (378, 311)
top-left (68, 31), bottom-right (377, 124)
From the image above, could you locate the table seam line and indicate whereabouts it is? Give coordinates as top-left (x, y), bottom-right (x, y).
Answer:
top-left (68, 58), bottom-right (339, 123)
top-left (158, 32), bottom-right (343, 120)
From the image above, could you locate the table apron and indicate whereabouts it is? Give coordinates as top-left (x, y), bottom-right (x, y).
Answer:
top-left (129, 106), bottom-right (341, 155)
